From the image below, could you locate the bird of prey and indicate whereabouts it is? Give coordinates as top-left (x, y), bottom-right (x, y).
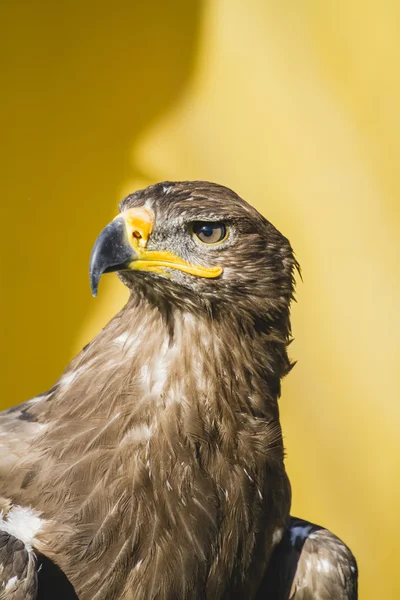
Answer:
top-left (0, 181), bottom-right (357, 599)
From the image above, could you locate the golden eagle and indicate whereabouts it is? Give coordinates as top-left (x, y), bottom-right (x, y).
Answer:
top-left (0, 181), bottom-right (357, 599)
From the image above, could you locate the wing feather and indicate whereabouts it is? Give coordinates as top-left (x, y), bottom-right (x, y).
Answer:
top-left (258, 516), bottom-right (358, 599)
top-left (0, 530), bottom-right (37, 600)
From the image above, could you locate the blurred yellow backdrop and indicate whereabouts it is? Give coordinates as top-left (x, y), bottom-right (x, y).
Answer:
top-left (1, 1), bottom-right (399, 598)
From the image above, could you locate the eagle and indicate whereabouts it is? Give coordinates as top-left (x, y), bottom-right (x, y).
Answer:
top-left (0, 181), bottom-right (357, 599)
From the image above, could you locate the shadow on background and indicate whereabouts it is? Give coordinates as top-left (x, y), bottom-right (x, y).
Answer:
top-left (1, 0), bottom-right (202, 404)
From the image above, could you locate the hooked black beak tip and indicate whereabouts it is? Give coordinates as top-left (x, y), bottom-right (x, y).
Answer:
top-left (90, 269), bottom-right (100, 297)
top-left (89, 217), bottom-right (136, 297)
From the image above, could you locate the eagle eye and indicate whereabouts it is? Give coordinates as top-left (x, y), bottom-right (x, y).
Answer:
top-left (192, 222), bottom-right (228, 245)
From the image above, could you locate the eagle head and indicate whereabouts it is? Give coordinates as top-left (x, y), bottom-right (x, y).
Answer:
top-left (90, 181), bottom-right (298, 320)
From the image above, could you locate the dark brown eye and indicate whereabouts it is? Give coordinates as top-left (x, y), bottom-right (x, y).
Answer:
top-left (192, 222), bottom-right (228, 245)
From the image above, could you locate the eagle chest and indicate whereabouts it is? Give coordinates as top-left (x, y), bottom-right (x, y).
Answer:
top-left (54, 354), bottom-right (289, 599)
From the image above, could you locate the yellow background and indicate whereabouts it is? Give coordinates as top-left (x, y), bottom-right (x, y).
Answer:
top-left (1, 1), bottom-right (399, 597)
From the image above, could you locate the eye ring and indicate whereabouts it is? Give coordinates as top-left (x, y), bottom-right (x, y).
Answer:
top-left (191, 222), bottom-right (229, 245)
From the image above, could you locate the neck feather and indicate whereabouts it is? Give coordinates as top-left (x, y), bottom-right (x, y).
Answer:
top-left (11, 292), bottom-right (293, 598)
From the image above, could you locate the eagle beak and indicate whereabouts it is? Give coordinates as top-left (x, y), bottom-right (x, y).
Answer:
top-left (90, 207), bottom-right (222, 296)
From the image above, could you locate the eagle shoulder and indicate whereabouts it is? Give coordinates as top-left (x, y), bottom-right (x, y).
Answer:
top-left (0, 529), bottom-right (37, 600)
top-left (258, 516), bottom-right (358, 599)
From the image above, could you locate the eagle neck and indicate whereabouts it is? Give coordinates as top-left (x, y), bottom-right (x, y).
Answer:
top-left (13, 292), bottom-right (292, 599)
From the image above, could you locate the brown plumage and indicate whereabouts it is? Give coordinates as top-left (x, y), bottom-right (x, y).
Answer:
top-left (0, 181), bottom-right (357, 599)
